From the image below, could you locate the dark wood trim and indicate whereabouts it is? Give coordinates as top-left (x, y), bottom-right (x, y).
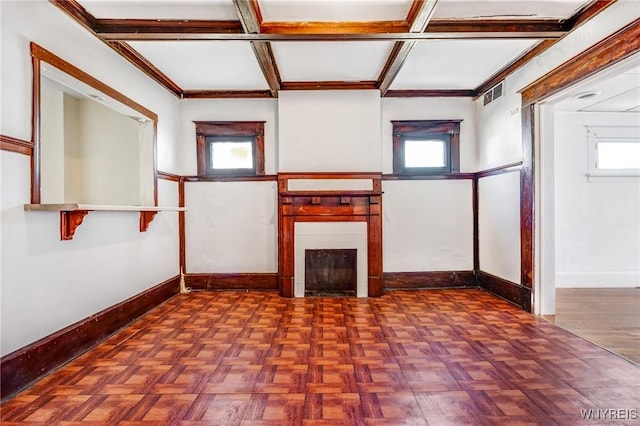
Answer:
top-left (49, 0), bottom-right (96, 32)
top-left (182, 90), bottom-right (273, 99)
top-left (261, 21), bottom-right (408, 34)
top-left (194, 121), bottom-right (266, 177)
top-left (472, 176), bottom-right (479, 272)
top-left (378, 0), bottom-right (439, 95)
top-left (97, 31), bottom-right (562, 42)
top-left (49, 0), bottom-right (184, 98)
top-left (157, 171), bottom-right (181, 182)
top-left (476, 161), bottom-right (523, 178)
top-left (184, 174), bottom-right (277, 182)
top-left (475, 0), bottom-right (617, 96)
top-left (107, 41), bottom-right (182, 97)
top-left (30, 42), bottom-right (159, 206)
top-left (521, 105), bottom-right (535, 297)
top-left (233, 0), bottom-right (281, 97)
top-left (521, 17), bottom-right (640, 105)
top-left (0, 135), bottom-right (33, 156)
top-left (60, 210), bottom-right (89, 240)
top-left (0, 275), bottom-right (180, 401)
top-left (382, 173), bottom-right (474, 180)
top-left (477, 270), bottom-right (531, 310)
top-left (384, 271), bottom-right (476, 290)
top-left (384, 89), bottom-right (476, 98)
top-left (31, 44), bottom-right (157, 121)
top-left (280, 81), bottom-right (378, 91)
top-left (185, 273), bottom-right (278, 290)
top-left (392, 120), bottom-right (461, 175)
top-left (279, 172), bottom-right (382, 180)
top-left (426, 19), bottom-right (567, 34)
top-left (96, 19), bottom-right (244, 34)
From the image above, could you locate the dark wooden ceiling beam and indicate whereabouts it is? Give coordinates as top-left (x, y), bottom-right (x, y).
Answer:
top-left (384, 89), bottom-right (476, 98)
top-left (96, 31), bottom-right (564, 41)
top-left (49, 0), bottom-right (184, 97)
top-left (280, 81), bottom-right (378, 91)
top-left (474, 0), bottom-right (617, 96)
top-left (377, 0), bottom-right (439, 96)
top-left (261, 21), bottom-right (408, 34)
top-left (232, 0), bottom-right (280, 97)
top-left (108, 41), bottom-right (182, 97)
top-left (95, 19), bottom-right (244, 34)
top-left (182, 90), bottom-right (272, 99)
top-left (426, 19), bottom-right (567, 33)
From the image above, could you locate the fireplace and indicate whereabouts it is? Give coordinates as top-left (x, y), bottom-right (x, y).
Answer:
top-left (305, 249), bottom-right (357, 296)
top-left (278, 173), bottom-right (383, 298)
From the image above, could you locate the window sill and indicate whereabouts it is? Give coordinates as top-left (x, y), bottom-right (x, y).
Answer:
top-left (24, 204), bottom-right (185, 240)
top-left (586, 173), bottom-right (640, 183)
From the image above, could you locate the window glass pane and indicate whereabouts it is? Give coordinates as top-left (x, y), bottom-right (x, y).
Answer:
top-left (405, 140), bottom-right (446, 168)
top-left (210, 141), bottom-right (253, 169)
top-left (597, 142), bottom-right (640, 169)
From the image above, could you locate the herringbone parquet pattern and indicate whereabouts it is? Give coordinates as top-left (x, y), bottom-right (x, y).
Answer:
top-left (2, 289), bottom-right (639, 425)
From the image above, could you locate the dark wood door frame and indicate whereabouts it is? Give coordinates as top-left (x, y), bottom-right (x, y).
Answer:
top-left (518, 18), bottom-right (640, 312)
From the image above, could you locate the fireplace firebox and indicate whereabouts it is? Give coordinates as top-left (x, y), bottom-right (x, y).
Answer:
top-left (305, 249), bottom-right (357, 296)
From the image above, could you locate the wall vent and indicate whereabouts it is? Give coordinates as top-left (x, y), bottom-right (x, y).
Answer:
top-left (483, 81), bottom-right (504, 106)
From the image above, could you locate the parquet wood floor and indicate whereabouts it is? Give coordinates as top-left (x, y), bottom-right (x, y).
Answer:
top-left (2, 289), bottom-right (639, 425)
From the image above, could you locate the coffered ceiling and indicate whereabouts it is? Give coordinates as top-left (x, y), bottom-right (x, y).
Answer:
top-left (51, 0), bottom-right (614, 99)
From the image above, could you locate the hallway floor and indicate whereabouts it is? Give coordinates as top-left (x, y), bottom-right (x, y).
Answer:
top-left (2, 289), bottom-right (639, 425)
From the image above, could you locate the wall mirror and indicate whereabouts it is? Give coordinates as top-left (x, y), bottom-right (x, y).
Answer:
top-left (31, 43), bottom-right (157, 206)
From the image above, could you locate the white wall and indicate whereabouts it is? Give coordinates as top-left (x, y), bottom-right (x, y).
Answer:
top-left (383, 180), bottom-right (473, 272)
top-left (180, 98), bottom-right (277, 175)
top-left (279, 90), bottom-right (381, 172)
top-left (554, 111), bottom-right (640, 287)
top-left (478, 172), bottom-right (521, 283)
top-left (473, 1), bottom-right (640, 286)
top-left (185, 181), bottom-right (277, 273)
top-left (179, 99), bottom-right (278, 274)
top-left (78, 99), bottom-right (140, 205)
top-left (0, 1), bottom-right (180, 356)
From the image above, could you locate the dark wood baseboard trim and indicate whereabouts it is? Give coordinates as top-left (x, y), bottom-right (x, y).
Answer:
top-left (477, 270), bottom-right (531, 310)
top-left (185, 273), bottom-right (279, 290)
top-left (0, 275), bottom-right (180, 401)
top-left (384, 271), bottom-right (476, 290)
top-left (0, 134), bottom-right (34, 156)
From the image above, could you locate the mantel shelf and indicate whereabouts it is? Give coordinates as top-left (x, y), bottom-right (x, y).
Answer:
top-left (24, 204), bottom-right (186, 240)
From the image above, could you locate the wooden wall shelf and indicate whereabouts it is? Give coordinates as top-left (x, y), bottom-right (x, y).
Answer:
top-left (24, 204), bottom-right (185, 240)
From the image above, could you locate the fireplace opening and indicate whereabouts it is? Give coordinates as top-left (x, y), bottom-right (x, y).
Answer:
top-left (305, 249), bottom-right (357, 297)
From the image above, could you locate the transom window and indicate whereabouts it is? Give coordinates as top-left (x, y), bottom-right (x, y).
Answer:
top-left (392, 120), bottom-right (461, 175)
top-left (195, 121), bottom-right (265, 176)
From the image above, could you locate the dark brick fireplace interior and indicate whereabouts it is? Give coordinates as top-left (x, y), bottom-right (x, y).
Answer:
top-left (304, 249), bottom-right (357, 296)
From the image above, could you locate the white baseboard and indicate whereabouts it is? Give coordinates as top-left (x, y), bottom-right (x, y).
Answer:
top-left (556, 272), bottom-right (640, 288)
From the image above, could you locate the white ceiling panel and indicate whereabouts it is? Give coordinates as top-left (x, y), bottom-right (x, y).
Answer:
top-left (273, 41), bottom-right (395, 82)
top-left (79, 0), bottom-right (238, 20)
top-left (555, 60), bottom-right (640, 112)
top-left (433, 0), bottom-right (588, 20)
top-left (128, 41), bottom-right (269, 90)
top-left (391, 39), bottom-right (538, 89)
top-left (259, 0), bottom-right (414, 22)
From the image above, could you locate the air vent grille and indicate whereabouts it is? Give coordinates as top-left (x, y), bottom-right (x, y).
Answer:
top-left (483, 81), bottom-right (504, 106)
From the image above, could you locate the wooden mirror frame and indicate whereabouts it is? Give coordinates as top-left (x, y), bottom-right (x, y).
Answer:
top-left (30, 42), bottom-right (158, 205)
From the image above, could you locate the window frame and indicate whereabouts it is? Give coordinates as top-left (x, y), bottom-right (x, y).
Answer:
top-left (392, 120), bottom-right (462, 175)
top-left (195, 121), bottom-right (265, 177)
top-left (586, 125), bottom-right (640, 181)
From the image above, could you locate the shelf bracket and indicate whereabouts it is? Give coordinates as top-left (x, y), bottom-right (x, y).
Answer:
top-left (60, 210), bottom-right (89, 240)
top-left (139, 211), bottom-right (158, 232)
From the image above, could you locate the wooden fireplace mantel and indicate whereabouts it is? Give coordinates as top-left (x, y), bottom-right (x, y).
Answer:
top-left (277, 173), bottom-right (383, 298)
